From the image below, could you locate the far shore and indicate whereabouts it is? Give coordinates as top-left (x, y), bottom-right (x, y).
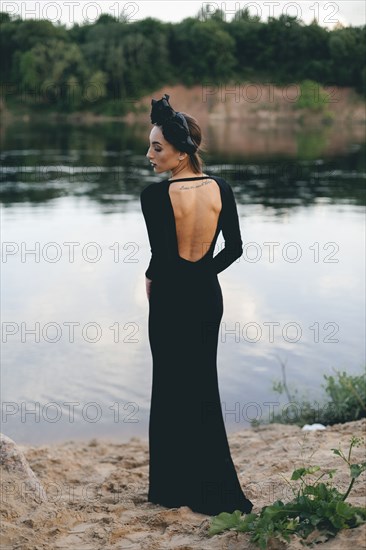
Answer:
top-left (2, 83), bottom-right (365, 128)
top-left (2, 83), bottom-right (365, 158)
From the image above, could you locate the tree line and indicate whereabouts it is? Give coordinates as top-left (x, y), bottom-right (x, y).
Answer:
top-left (1, 7), bottom-right (365, 114)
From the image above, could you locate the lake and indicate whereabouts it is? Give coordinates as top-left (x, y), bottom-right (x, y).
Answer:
top-left (1, 118), bottom-right (365, 445)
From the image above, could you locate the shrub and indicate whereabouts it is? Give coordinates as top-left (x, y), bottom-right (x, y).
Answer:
top-left (208, 437), bottom-right (366, 548)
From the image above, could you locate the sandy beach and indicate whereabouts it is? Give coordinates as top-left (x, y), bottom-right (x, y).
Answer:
top-left (1, 419), bottom-right (365, 549)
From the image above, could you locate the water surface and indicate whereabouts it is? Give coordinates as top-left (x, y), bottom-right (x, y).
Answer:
top-left (1, 119), bottom-right (365, 444)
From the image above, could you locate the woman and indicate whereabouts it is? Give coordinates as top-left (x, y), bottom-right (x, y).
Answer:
top-left (140, 93), bottom-right (253, 516)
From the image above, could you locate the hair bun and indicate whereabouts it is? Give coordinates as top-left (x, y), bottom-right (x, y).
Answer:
top-left (150, 93), bottom-right (198, 154)
top-left (150, 93), bottom-right (175, 125)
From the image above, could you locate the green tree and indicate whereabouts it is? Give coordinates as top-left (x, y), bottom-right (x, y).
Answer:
top-left (329, 27), bottom-right (363, 87)
top-left (17, 39), bottom-right (88, 109)
top-left (170, 18), bottom-right (236, 83)
top-left (13, 18), bottom-right (68, 51)
top-left (1, 9), bottom-right (365, 112)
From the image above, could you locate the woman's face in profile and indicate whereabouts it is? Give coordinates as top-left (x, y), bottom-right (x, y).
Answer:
top-left (146, 125), bottom-right (183, 174)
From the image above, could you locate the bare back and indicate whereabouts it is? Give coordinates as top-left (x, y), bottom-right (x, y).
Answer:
top-left (168, 177), bottom-right (222, 262)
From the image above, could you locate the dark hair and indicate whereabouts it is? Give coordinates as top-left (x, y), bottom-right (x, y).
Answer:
top-left (157, 112), bottom-right (207, 174)
top-left (179, 112), bottom-right (207, 174)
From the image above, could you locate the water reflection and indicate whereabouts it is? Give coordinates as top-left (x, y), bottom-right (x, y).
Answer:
top-left (1, 119), bottom-right (365, 209)
top-left (1, 119), bottom-right (365, 445)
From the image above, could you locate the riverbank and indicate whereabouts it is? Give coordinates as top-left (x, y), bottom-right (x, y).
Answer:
top-left (2, 83), bottom-right (365, 159)
top-left (2, 83), bottom-right (365, 129)
top-left (122, 83), bottom-right (366, 128)
top-left (1, 419), bottom-right (365, 549)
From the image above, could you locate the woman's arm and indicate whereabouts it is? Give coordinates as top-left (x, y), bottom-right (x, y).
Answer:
top-left (211, 183), bottom-right (243, 274)
top-left (140, 186), bottom-right (158, 283)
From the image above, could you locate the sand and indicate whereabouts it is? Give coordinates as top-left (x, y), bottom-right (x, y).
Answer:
top-left (1, 419), bottom-right (365, 550)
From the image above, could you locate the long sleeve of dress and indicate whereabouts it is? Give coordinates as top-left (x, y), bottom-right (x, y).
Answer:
top-left (211, 183), bottom-right (243, 274)
top-left (140, 186), bottom-right (158, 280)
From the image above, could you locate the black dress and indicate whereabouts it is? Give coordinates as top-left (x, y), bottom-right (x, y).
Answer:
top-left (140, 174), bottom-right (253, 516)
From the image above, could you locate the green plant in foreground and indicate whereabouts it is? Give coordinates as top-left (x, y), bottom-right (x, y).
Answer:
top-left (258, 362), bottom-right (366, 427)
top-left (323, 371), bottom-right (366, 424)
top-left (208, 437), bottom-right (366, 548)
